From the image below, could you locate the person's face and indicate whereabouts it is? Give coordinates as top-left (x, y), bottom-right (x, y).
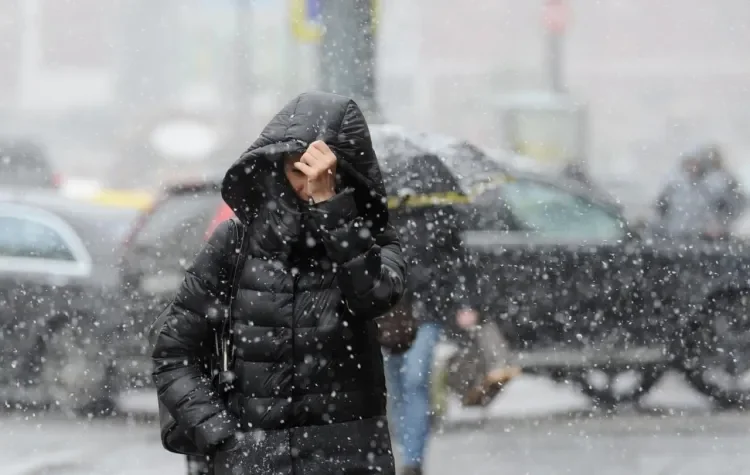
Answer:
top-left (283, 153), bottom-right (309, 201)
top-left (706, 149), bottom-right (723, 169)
top-left (683, 158), bottom-right (701, 178)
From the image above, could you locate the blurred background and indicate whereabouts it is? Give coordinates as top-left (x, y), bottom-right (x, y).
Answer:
top-left (2, 0), bottom-right (749, 191)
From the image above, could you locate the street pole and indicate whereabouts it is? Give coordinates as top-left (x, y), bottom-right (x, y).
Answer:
top-left (233, 0), bottom-right (252, 145)
top-left (544, 0), bottom-right (566, 93)
top-left (319, 0), bottom-right (382, 122)
top-left (548, 30), bottom-right (564, 93)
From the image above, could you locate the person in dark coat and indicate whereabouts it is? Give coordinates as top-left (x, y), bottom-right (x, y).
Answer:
top-left (384, 208), bottom-right (483, 475)
top-left (152, 92), bottom-right (406, 475)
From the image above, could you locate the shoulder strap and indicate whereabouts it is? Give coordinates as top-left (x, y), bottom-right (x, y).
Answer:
top-left (220, 218), bottom-right (249, 370)
top-left (149, 299), bottom-right (174, 346)
top-left (229, 218), bottom-right (248, 305)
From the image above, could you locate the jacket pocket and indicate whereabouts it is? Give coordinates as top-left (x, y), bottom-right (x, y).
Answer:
top-left (213, 430), bottom-right (290, 475)
top-left (215, 434), bottom-right (243, 454)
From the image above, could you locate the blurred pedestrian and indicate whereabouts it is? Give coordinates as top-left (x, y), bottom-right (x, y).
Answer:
top-left (153, 92), bottom-right (406, 475)
top-left (656, 148), bottom-right (719, 237)
top-left (698, 144), bottom-right (747, 231)
top-left (656, 144), bottom-right (746, 238)
top-left (384, 210), bottom-right (512, 475)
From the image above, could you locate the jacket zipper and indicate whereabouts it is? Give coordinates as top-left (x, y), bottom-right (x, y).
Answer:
top-left (289, 257), bottom-right (300, 471)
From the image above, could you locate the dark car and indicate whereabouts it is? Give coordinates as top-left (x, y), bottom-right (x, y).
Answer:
top-left (0, 139), bottom-right (61, 189)
top-left (0, 188), bottom-right (138, 414)
top-left (116, 175), bottom-right (234, 385)
top-left (460, 169), bottom-right (750, 407)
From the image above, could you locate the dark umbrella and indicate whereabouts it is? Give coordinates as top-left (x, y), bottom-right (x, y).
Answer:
top-left (369, 124), bottom-right (510, 205)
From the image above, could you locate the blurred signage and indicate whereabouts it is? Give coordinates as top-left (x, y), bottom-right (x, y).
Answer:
top-left (543, 0), bottom-right (568, 33)
top-left (510, 108), bottom-right (580, 163)
top-left (290, 0), bottom-right (379, 43)
top-left (497, 92), bottom-right (587, 166)
top-left (290, 0), bottom-right (322, 42)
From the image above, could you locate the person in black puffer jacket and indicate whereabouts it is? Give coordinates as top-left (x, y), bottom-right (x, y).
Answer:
top-left (152, 92), bottom-right (406, 475)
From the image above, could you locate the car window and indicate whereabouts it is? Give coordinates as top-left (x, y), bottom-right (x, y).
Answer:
top-left (0, 216), bottom-right (76, 260)
top-left (457, 204), bottom-right (515, 232)
top-left (481, 179), bottom-right (625, 241)
top-left (64, 207), bottom-right (140, 261)
top-left (0, 164), bottom-right (53, 187)
top-left (134, 190), bottom-right (221, 256)
top-left (0, 142), bottom-right (53, 187)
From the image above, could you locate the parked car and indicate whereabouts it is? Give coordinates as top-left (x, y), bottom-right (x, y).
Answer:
top-left (370, 124), bottom-right (750, 408)
top-left (460, 168), bottom-right (750, 407)
top-left (115, 175), bottom-right (234, 387)
top-left (0, 188), bottom-right (138, 414)
top-left (0, 139), bottom-right (61, 189)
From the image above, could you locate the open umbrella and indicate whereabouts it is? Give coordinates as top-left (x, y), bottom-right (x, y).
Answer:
top-left (369, 124), bottom-right (510, 207)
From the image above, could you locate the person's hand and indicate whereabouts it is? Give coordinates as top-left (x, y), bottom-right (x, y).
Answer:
top-left (295, 140), bottom-right (337, 203)
top-left (456, 308), bottom-right (479, 329)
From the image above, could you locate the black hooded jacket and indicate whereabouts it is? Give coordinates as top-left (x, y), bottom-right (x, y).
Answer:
top-left (152, 92), bottom-right (405, 475)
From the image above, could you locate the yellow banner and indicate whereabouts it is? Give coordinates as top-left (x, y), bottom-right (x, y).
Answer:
top-left (386, 173), bottom-right (513, 209)
top-left (290, 0), bottom-right (380, 43)
top-left (90, 190), bottom-right (155, 211)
